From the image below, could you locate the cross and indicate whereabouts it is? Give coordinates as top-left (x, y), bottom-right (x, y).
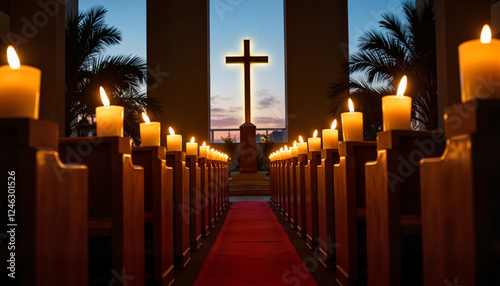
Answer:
top-left (226, 39), bottom-right (269, 124)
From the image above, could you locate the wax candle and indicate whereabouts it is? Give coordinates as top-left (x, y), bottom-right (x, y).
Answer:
top-left (459, 25), bottom-right (500, 102)
top-left (208, 148), bottom-right (213, 160)
top-left (341, 98), bottom-right (363, 141)
top-left (166, 127), bottom-right (182, 151)
top-left (322, 119), bottom-right (339, 149)
top-left (297, 136), bottom-right (308, 155)
top-left (308, 130), bottom-right (321, 151)
top-left (382, 76), bottom-right (412, 131)
top-left (285, 146), bottom-right (292, 159)
top-left (96, 87), bottom-right (124, 136)
top-left (199, 141), bottom-right (208, 158)
top-left (291, 140), bottom-right (299, 157)
top-left (186, 137), bottom-right (198, 155)
top-left (140, 112), bottom-right (161, 146)
top-left (0, 46), bottom-right (41, 119)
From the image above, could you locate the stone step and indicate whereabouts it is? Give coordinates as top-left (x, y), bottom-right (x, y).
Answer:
top-left (229, 189), bottom-right (270, 196)
top-left (229, 184), bottom-right (270, 190)
top-left (229, 180), bottom-right (270, 185)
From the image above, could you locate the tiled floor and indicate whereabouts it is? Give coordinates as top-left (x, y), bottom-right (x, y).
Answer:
top-left (229, 195), bottom-right (270, 202)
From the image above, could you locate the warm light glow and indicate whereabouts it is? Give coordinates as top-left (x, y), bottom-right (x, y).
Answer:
top-left (481, 24), bottom-right (492, 44)
top-left (169, 127), bottom-right (175, 135)
top-left (293, 140), bottom-right (297, 147)
top-left (331, 119), bottom-right (337, 130)
top-left (348, 98), bottom-right (355, 113)
top-left (142, 112), bottom-right (150, 123)
top-left (190, 137), bottom-right (195, 143)
top-left (202, 141), bottom-right (206, 146)
top-left (280, 147), bottom-right (284, 152)
top-left (397, 75), bottom-right (407, 97)
top-left (299, 136), bottom-right (304, 143)
top-left (100, 87), bottom-right (110, 107)
top-left (7, 46), bottom-right (20, 69)
top-left (284, 145), bottom-right (288, 150)
top-left (313, 130), bottom-right (318, 138)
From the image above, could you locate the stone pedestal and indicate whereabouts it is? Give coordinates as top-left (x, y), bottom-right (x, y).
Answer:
top-left (239, 122), bottom-right (257, 173)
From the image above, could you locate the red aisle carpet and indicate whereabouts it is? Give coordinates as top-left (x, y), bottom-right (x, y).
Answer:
top-left (194, 201), bottom-right (317, 286)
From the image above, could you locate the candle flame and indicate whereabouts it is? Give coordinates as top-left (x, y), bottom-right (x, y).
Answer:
top-left (481, 24), bottom-right (492, 44)
top-left (100, 87), bottom-right (110, 107)
top-left (7, 46), bottom-right (20, 69)
top-left (348, 98), bottom-right (355, 113)
top-left (142, 112), bottom-right (150, 123)
top-left (169, 127), bottom-right (175, 135)
top-left (293, 140), bottom-right (297, 147)
top-left (313, 130), bottom-right (318, 138)
top-left (202, 141), bottom-right (206, 146)
top-left (299, 135), bottom-right (304, 143)
top-left (397, 75), bottom-right (407, 97)
top-left (331, 119), bottom-right (337, 130)
top-left (280, 147), bottom-right (284, 152)
top-left (190, 137), bottom-right (195, 143)
top-left (285, 145), bottom-right (288, 150)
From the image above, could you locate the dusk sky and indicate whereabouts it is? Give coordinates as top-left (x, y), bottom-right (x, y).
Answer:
top-left (79, 0), bottom-right (404, 138)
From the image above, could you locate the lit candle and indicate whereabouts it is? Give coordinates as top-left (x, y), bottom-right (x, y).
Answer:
top-left (279, 147), bottom-right (284, 160)
top-left (459, 25), bottom-right (500, 102)
top-left (381, 76), bottom-right (412, 131)
top-left (96, 87), bottom-right (124, 136)
top-left (308, 130), bottom-right (321, 151)
top-left (341, 98), bottom-right (363, 141)
top-left (285, 146), bottom-right (292, 159)
top-left (166, 127), bottom-right (182, 151)
top-left (297, 136), bottom-right (308, 155)
top-left (140, 112), bottom-right (161, 146)
top-left (322, 120), bottom-right (339, 149)
top-left (207, 148), bottom-right (213, 160)
top-left (186, 137), bottom-right (198, 155)
top-left (291, 140), bottom-right (298, 157)
top-left (199, 141), bottom-right (208, 158)
top-left (0, 46), bottom-right (41, 119)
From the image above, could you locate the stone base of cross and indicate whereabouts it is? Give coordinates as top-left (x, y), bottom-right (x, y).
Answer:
top-left (239, 122), bottom-right (257, 173)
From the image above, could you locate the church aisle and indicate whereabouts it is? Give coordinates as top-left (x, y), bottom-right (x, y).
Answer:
top-left (194, 201), bottom-right (317, 285)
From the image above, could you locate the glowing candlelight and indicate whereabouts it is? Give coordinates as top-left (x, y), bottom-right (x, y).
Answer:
top-left (341, 98), bottom-right (363, 141)
top-left (382, 75), bottom-right (412, 131)
top-left (308, 129), bottom-right (321, 151)
top-left (322, 119), bottom-right (339, 149)
top-left (186, 136), bottom-right (198, 155)
top-left (95, 87), bottom-right (124, 136)
top-left (166, 127), bottom-right (182, 151)
top-left (140, 112), bottom-right (161, 146)
top-left (297, 136), bottom-right (308, 155)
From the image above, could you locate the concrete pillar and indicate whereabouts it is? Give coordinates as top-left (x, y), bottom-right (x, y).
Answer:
top-left (284, 0), bottom-right (348, 142)
top-left (7, 0), bottom-right (67, 135)
top-left (147, 0), bottom-right (210, 146)
top-left (435, 0), bottom-right (490, 128)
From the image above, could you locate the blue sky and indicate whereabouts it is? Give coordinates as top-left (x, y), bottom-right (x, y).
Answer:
top-left (79, 0), bottom-right (404, 132)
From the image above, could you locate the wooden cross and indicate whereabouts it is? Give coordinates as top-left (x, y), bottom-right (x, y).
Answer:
top-left (226, 39), bottom-right (269, 124)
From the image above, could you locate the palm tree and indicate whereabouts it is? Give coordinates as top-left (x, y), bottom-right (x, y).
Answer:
top-left (328, 0), bottom-right (437, 140)
top-left (65, 6), bottom-right (161, 141)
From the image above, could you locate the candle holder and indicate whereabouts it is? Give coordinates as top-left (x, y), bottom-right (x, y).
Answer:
top-left (334, 141), bottom-right (377, 286)
top-left (58, 135), bottom-right (145, 283)
top-left (420, 99), bottom-right (500, 285)
top-left (317, 148), bottom-right (340, 268)
top-left (198, 157), bottom-right (210, 237)
top-left (364, 130), bottom-right (445, 285)
top-left (186, 154), bottom-right (202, 250)
top-left (296, 153), bottom-right (308, 238)
top-left (305, 150), bottom-right (322, 250)
top-left (0, 119), bottom-right (87, 285)
top-left (131, 146), bottom-right (174, 286)
top-left (165, 150), bottom-right (191, 269)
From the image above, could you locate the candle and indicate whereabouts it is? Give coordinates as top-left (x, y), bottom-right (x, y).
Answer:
top-left (285, 146), bottom-right (292, 159)
top-left (207, 148), bottom-right (213, 160)
top-left (186, 137), bottom-right (198, 155)
top-left (297, 136), bottom-right (308, 154)
top-left (459, 25), bottom-right (500, 102)
top-left (341, 98), bottom-right (363, 141)
top-left (140, 113), bottom-right (161, 146)
top-left (322, 120), bottom-right (339, 149)
top-left (96, 87), bottom-right (124, 136)
top-left (291, 140), bottom-right (299, 157)
top-left (0, 46), bottom-right (41, 119)
top-left (382, 76), bottom-right (412, 131)
top-left (166, 127), bottom-right (182, 151)
top-left (308, 130), bottom-right (321, 151)
top-left (199, 141), bottom-right (208, 158)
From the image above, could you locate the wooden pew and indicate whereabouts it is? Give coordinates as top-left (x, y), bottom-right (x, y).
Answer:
top-left (288, 156), bottom-right (298, 229)
top-left (165, 151), bottom-right (191, 269)
top-left (132, 146), bottom-right (175, 286)
top-left (365, 130), bottom-right (445, 286)
top-left (207, 158), bottom-right (215, 229)
top-left (59, 136), bottom-right (144, 285)
top-left (296, 154), bottom-right (308, 238)
top-left (334, 141), bottom-right (377, 286)
top-left (0, 119), bottom-right (88, 286)
top-left (305, 151), bottom-right (321, 249)
top-left (317, 148), bottom-right (340, 268)
top-left (420, 99), bottom-right (500, 286)
top-left (186, 155), bottom-right (202, 251)
top-left (199, 157), bottom-right (210, 237)
top-left (284, 157), bottom-right (291, 221)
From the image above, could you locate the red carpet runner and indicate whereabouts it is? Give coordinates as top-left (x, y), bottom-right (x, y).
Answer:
top-left (194, 201), bottom-right (317, 286)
